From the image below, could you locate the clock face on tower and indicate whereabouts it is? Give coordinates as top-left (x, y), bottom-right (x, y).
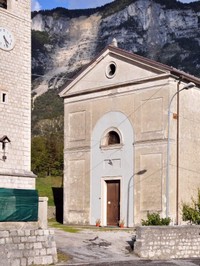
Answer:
top-left (0, 27), bottom-right (15, 51)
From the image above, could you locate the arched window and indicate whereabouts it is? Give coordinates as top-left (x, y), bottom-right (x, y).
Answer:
top-left (101, 129), bottom-right (122, 148)
top-left (107, 131), bottom-right (120, 145)
top-left (0, 0), bottom-right (7, 9)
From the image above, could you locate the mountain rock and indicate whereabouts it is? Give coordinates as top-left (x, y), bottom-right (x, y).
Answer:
top-left (32, 0), bottom-right (200, 98)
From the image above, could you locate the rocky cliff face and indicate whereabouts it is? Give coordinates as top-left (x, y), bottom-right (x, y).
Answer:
top-left (31, 0), bottom-right (200, 98)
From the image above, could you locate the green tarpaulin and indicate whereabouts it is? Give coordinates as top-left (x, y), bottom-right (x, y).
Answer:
top-left (0, 188), bottom-right (38, 222)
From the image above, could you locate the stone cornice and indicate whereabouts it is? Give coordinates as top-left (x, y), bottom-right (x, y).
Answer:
top-left (0, 170), bottom-right (36, 178)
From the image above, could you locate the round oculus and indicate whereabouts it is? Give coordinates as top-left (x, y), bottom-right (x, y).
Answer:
top-left (106, 62), bottom-right (117, 78)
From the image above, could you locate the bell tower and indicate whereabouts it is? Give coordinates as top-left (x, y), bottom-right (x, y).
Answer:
top-left (0, 0), bottom-right (35, 189)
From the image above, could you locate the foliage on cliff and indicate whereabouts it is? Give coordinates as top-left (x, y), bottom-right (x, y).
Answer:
top-left (32, 30), bottom-right (50, 53)
top-left (31, 7), bottom-right (102, 19)
top-left (101, 0), bottom-right (191, 18)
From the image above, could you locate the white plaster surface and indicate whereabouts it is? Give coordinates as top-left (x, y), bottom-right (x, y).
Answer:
top-left (91, 111), bottom-right (134, 227)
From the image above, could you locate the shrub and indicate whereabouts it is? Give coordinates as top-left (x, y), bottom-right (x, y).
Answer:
top-left (142, 212), bottom-right (170, 226)
top-left (182, 189), bottom-right (200, 225)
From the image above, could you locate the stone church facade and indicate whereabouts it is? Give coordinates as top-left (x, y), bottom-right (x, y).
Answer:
top-left (0, 0), bottom-right (35, 189)
top-left (60, 44), bottom-right (200, 226)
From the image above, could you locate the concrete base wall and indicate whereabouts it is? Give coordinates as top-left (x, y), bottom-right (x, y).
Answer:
top-left (48, 206), bottom-right (56, 219)
top-left (0, 226), bottom-right (57, 266)
top-left (39, 197), bottom-right (48, 229)
top-left (135, 226), bottom-right (200, 259)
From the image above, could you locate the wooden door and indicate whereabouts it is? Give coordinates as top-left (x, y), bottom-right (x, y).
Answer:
top-left (107, 180), bottom-right (120, 226)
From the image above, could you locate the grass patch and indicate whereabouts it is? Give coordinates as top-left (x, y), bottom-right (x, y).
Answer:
top-left (49, 220), bottom-right (134, 232)
top-left (36, 176), bottom-right (63, 206)
top-left (49, 220), bottom-right (81, 233)
top-left (57, 250), bottom-right (72, 264)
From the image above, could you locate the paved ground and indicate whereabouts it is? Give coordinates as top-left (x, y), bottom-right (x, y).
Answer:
top-left (54, 227), bottom-right (200, 266)
top-left (55, 227), bottom-right (138, 265)
top-left (64, 260), bottom-right (200, 265)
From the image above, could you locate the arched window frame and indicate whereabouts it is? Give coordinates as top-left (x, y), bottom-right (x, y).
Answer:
top-left (0, 0), bottom-right (7, 9)
top-left (100, 128), bottom-right (123, 149)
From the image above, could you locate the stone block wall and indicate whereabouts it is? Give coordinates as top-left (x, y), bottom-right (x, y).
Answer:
top-left (134, 226), bottom-right (200, 259)
top-left (0, 228), bottom-right (57, 266)
top-left (0, 1), bottom-right (35, 189)
top-left (0, 6), bottom-right (32, 174)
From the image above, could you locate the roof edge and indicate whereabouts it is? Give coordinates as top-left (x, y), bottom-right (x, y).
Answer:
top-left (59, 45), bottom-right (200, 98)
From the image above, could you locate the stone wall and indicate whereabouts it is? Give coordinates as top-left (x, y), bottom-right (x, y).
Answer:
top-left (0, 227), bottom-right (57, 266)
top-left (134, 226), bottom-right (200, 259)
top-left (0, 0), bottom-right (35, 188)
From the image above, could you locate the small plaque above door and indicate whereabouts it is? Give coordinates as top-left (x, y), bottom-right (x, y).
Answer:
top-left (104, 159), bottom-right (121, 169)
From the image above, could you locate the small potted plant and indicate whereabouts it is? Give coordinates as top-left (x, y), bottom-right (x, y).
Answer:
top-left (119, 219), bottom-right (125, 228)
top-left (95, 219), bottom-right (101, 227)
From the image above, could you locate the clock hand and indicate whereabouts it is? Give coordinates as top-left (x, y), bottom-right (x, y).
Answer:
top-left (3, 35), bottom-right (9, 47)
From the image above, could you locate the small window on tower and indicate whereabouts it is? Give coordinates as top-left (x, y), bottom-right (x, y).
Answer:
top-left (0, 0), bottom-right (7, 9)
top-left (1, 92), bottom-right (7, 103)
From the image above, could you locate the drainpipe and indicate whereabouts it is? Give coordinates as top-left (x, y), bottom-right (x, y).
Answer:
top-left (176, 80), bottom-right (181, 225)
top-left (166, 82), bottom-right (195, 219)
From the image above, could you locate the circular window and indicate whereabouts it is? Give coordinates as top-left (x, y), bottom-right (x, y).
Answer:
top-left (106, 62), bottom-right (117, 78)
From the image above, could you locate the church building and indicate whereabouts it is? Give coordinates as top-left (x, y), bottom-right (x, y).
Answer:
top-left (0, 0), bottom-right (35, 189)
top-left (60, 43), bottom-right (200, 226)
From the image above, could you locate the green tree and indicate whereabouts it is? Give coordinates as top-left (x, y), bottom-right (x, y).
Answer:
top-left (31, 133), bottom-right (63, 177)
top-left (31, 136), bottom-right (49, 177)
top-left (46, 134), bottom-right (63, 176)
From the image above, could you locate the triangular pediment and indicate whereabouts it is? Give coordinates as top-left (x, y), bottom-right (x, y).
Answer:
top-left (59, 45), bottom-right (198, 98)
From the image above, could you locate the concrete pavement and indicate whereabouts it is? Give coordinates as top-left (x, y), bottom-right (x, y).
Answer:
top-left (62, 259), bottom-right (200, 266)
top-left (54, 227), bottom-right (138, 265)
top-left (53, 226), bottom-right (200, 266)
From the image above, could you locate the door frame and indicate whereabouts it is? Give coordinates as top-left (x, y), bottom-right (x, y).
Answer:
top-left (101, 176), bottom-right (122, 226)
